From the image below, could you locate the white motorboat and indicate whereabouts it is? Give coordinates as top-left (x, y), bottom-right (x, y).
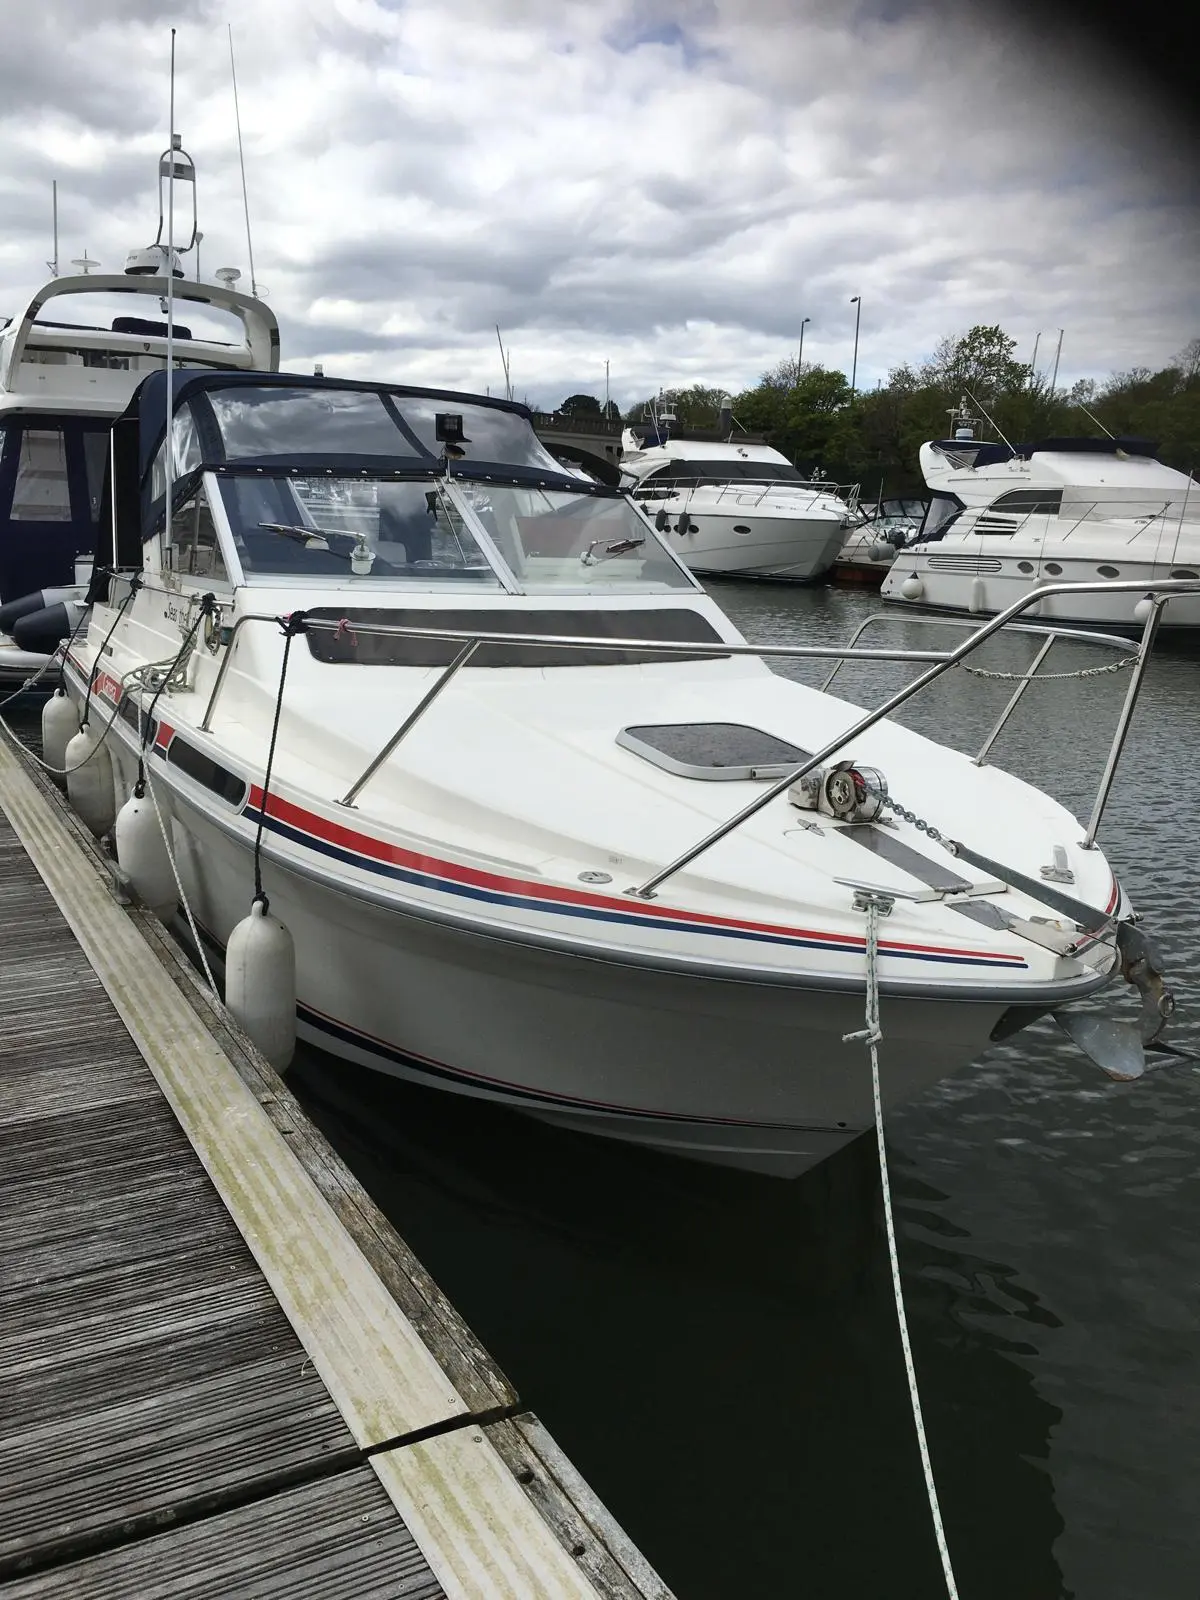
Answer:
top-left (56, 370), bottom-right (1187, 1177)
top-left (833, 497), bottom-right (928, 585)
top-left (620, 402), bottom-right (853, 581)
top-left (881, 408), bottom-right (1200, 630)
top-left (0, 149), bottom-right (278, 684)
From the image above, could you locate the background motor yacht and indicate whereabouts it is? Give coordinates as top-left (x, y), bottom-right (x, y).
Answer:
top-left (620, 400), bottom-right (854, 581)
top-left (0, 151), bottom-right (278, 683)
top-left (881, 413), bottom-right (1199, 631)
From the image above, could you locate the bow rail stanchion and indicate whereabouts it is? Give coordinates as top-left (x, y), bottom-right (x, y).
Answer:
top-left (189, 579), bottom-right (1200, 878)
top-left (629, 576), bottom-right (1199, 899)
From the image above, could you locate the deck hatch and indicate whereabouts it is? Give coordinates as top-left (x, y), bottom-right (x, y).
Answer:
top-left (617, 722), bottom-right (809, 781)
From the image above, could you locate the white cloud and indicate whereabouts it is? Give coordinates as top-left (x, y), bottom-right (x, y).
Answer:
top-left (1, 0), bottom-right (1195, 411)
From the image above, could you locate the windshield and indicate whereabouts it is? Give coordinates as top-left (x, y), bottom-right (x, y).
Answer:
top-left (215, 474), bottom-right (502, 586)
top-left (453, 484), bottom-right (695, 592)
top-left (199, 383), bottom-right (567, 474)
top-left (207, 387), bottom-right (416, 459)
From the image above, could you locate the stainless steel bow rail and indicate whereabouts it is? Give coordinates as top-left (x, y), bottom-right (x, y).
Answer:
top-left (194, 578), bottom-right (1200, 896)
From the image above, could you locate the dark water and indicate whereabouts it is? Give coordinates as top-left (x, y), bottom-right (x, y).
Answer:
top-left (22, 584), bottom-right (1200, 1597)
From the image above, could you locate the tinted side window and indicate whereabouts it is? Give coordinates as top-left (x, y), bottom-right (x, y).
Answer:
top-left (990, 489), bottom-right (1063, 513)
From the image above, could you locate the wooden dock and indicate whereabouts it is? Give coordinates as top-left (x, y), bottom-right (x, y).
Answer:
top-left (0, 725), bottom-right (672, 1600)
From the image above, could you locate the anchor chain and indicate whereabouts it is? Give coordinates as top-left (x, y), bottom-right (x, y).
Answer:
top-left (958, 656), bottom-right (1137, 682)
top-left (875, 791), bottom-right (947, 846)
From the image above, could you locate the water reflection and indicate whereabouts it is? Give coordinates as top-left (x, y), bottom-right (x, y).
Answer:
top-left (292, 1047), bottom-right (1070, 1599)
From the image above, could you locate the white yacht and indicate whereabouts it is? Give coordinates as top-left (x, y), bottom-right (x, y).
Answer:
top-left (833, 497), bottom-right (928, 585)
top-left (0, 150), bottom-right (278, 681)
top-left (881, 413), bottom-right (1200, 630)
top-left (52, 368), bottom-right (1184, 1176)
top-left (619, 403), bottom-right (853, 581)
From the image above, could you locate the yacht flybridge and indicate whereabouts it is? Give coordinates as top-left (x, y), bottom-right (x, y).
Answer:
top-left (620, 402), bottom-right (853, 580)
top-left (55, 370), bottom-right (1191, 1176)
top-left (881, 408), bottom-right (1200, 630)
top-left (0, 147), bottom-right (279, 681)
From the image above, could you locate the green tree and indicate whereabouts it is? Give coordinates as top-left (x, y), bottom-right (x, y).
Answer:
top-left (920, 324), bottom-right (1030, 401)
top-left (623, 384), bottom-right (729, 425)
top-left (559, 393), bottom-right (602, 416)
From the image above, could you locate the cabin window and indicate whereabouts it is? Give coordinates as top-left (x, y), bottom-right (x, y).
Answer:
top-left (220, 475), bottom-right (503, 586)
top-left (637, 459), bottom-right (804, 488)
top-left (988, 489), bottom-right (1063, 514)
top-left (454, 483), bottom-right (694, 593)
top-left (166, 736), bottom-right (247, 806)
top-left (149, 407), bottom-right (203, 502)
top-left (208, 387), bottom-right (411, 460)
top-left (916, 492), bottom-right (964, 543)
top-left (163, 487), bottom-right (230, 584)
top-left (398, 397), bottom-right (567, 473)
top-left (10, 430), bottom-right (71, 521)
top-left (303, 606), bottom-right (726, 667)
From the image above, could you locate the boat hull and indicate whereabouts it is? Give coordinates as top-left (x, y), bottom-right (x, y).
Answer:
top-left (883, 554), bottom-right (1200, 632)
top-left (95, 731), bottom-right (1044, 1179)
top-left (670, 513), bottom-right (846, 581)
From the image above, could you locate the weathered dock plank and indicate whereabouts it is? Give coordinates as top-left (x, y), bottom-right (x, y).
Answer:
top-left (0, 811), bottom-right (363, 1584)
top-left (0, 722), bottom-right (674, 1599)
top-left (2, 1469), bottom-right (445, 1600)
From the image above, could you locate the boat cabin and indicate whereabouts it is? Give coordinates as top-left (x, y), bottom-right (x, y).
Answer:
top-left (0, 270), bottom-right (278, 604)
top-left (92, 371), bottom-right (702, 631)
top-left (915, 436), bottom-right (1197, 543)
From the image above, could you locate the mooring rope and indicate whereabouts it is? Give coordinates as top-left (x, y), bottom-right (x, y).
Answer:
top-left (844, 896), bottom-right (960, 1600)
top-left (133, 696), bottom-right (220, 1000)
top-left (251, 612), bottom-right (306, 911)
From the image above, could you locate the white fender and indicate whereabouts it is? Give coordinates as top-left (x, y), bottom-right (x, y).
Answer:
top-left (225, 898), bottom-right (296, 1070)
top-left (41, 690), bottom-right (78, 783)
top-left (969, 576), bottom-right (986, 614)
top-left (65, 722), bottom-right (115, 837)
top-left (114, 787), bottom-right (178, 921)
top-left (900, 573), bottom-right (924, 600)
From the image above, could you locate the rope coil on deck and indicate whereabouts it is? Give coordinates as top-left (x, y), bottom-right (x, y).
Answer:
top-left (844, 896), bottom-right (960, 1600)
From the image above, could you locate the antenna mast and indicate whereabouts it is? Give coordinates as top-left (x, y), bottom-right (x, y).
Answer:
top-left (49, 181), bottom-right (59, 276)
top-left (228, 25), bottom-right (258, 297)
top-left (961, 386), bottom-right (1016, 451)
top-left (165, 29), bottom-right (178, 560)
top-left (1077, 401), bottom-right (1114, 439)
top-left (495, 325), bottom-right (512, 401)
top-left (1050, 329), bottom-right (1064, 393)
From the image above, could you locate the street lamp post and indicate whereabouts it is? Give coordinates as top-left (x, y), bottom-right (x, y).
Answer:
top-left (797, 316), bottom-right (810, 381)
top-left (849, 296), bottom-right (861, 399)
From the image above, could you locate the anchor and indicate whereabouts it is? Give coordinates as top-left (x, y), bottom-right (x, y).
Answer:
top-left (1053, 920), bottom-right (1185, 1081)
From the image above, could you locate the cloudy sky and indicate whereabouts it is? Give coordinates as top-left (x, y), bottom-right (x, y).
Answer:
top-left (2, 0), bottom-right (1196, 411)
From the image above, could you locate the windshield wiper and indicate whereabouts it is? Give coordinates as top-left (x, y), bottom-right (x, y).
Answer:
top-left (258, 521), bottom-right (342, 552)
top-left (258, 521), bottom-right (380, 575)
top-left (580, 536), bottom-right (646, 567)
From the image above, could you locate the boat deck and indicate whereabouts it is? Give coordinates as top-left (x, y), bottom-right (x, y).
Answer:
top-left (0, 724), bottom-right (670, 1599)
